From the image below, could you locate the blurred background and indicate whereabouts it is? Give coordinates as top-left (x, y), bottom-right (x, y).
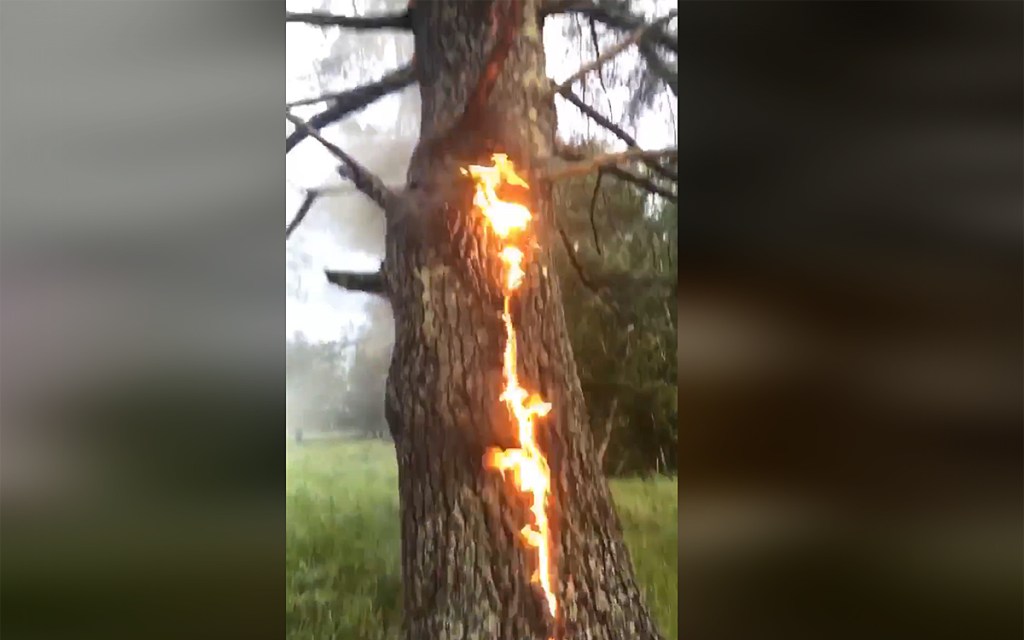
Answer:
top-left (1, 3), bottom-right (287, 639)
top-left (678, 3), bottom-right (1022, 639)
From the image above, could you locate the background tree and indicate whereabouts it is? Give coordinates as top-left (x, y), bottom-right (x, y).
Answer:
top-left (287, 334), bottom-right (352, 433)
top-left (550, 146), bottom-right (677, 476)
top-left (286, 1), bottom-right (677, 638)
top-left (341, 298), bottom-right (393, 439)
top-left (286, 301), bottom-right (393, 440)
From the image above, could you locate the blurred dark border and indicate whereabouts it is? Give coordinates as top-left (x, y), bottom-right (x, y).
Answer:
top-left (1, 2), bottom-right (285, 639)
top-left (678, 2), bottom-right (1022, 639)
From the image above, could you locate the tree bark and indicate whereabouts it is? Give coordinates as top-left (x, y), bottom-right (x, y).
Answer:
top-left (381, 2), bottom-right (663, 639)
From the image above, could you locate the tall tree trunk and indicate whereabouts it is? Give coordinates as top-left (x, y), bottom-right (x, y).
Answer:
top-left (381, 1), bottom-right (663, 638)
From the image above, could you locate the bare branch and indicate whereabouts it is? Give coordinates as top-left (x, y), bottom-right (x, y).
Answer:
top-left (543, 147), bottom-right (677, 182)
top-left (587, 17), bottom-right (612, 100)
top-left (589, 170), bottom-right (604, 255)
top-left (287, 179), bottom-right (406, 237)
top-left (554, 144), bottom-right (677, 202)
top-left (298, 182), bottom-right (404, 197)
top-left (557, 86), bottom-right (633, 141)
top-left (556, 223), bottom-right (601, 295)
top-left (286, 63), bottom-right (415, 152)
top-left (286, 114), bottom-right (395, 212)
top-left (555, 86), bottom-right (676, 183)
top-left (556, 219), bottom-right (676, 300)
top-left (604, 165), bottom-right (676, 203)
top-left (552, 10), bottom-right (676, 95)
top-left (286, 190), bottom-right (319, 239)
top-left (324, 268), bottom-right (386, 296)
top-left (286, 93), bottom-right (342, 109)
top-left (542, 0), bottom-right (677, 55)
top-left (286, 10), bottom-right (411, 30)
top-left (587, 16), bottom-right (619, 125)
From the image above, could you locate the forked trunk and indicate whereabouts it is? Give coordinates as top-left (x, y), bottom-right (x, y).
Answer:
top-left (381, 2), bottom-right (663, 638)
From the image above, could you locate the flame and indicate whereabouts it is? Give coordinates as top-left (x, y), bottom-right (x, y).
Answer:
top-left (464, 154), bottom-right (559, 626)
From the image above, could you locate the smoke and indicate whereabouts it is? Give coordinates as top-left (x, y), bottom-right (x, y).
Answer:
top-left (287, 0), bottom-right (418, 342)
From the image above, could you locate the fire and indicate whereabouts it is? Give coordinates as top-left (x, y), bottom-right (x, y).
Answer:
top-left (463, 154), bottom-right (559, 626)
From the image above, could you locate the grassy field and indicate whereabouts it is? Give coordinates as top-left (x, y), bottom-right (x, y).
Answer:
top-left (287, 440), bottom-right (678, 640)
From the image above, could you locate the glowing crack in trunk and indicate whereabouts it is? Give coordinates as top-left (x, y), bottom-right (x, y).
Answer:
top-left (463, 154), bottom-right (559, 632)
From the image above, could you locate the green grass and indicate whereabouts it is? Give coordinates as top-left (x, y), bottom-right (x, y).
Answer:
top-left (287, 440), bottom-right (677, 640)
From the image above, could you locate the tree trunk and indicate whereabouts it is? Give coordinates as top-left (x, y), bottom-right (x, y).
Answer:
top-left (381, 2), bottom-right (663, 639)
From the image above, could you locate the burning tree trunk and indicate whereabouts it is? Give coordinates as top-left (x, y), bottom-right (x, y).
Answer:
top-left (287, 1), bottom-right (677, 638)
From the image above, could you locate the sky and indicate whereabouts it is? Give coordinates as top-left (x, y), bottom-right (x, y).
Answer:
top-left (286, 0), bottom-right (676, 344)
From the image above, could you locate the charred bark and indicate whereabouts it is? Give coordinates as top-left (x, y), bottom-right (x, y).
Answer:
top-left (381, 1), bottom-right (663, 639)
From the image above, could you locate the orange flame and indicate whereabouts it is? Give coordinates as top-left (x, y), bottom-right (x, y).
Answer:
top-left (463, 154), bottom-right (559, 625)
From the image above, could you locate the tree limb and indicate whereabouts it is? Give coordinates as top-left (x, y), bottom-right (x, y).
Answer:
top-left (286, 114), bottom-right (395, 211)
top-left (286, 10), bottom-right (411, 30)
top-left (556, 220), bottom-right (676, 300)
top-left (324, 268), bottom-right (386, 296)
top-left (543, 146), bottom-right (677, 182)
top-left (286, 190), bottom-right (319, 239)
top-left (287, 179), bottom-right (406, 238)
top-left (589, 169), bottom-right (604, 255)
top-left (588, 17), bottom-right (612, 101)
top-left (286, 63), bottom-right (415, 152)
top-left (542, 0), bottom-right (677, 55)
top-left (558, 86), bottom-right (635, 142)
top-left (555, 86), bottom-right (676, 183)
top-left (295, 182), bottom-right (405, 197)
top-left (603, 164), bottom-right (677, 203)
top-left (556, 223), bottom-right (601, 295)
top-left (555, 143), bottom-right (677, 202)
top-left (545, 0), bottom-right (678, 97)
top-left (552, 10), bottom-right (676, 95)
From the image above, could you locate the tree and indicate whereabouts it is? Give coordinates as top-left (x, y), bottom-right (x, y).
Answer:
top-left (342, 298), bottom-right (393, 439)
top-left (286, 1), bottom-right (677, 638)
top-left (287, 335), bottom-right (352, 433)
top-left (551, 155), bottom-right (677, 476)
